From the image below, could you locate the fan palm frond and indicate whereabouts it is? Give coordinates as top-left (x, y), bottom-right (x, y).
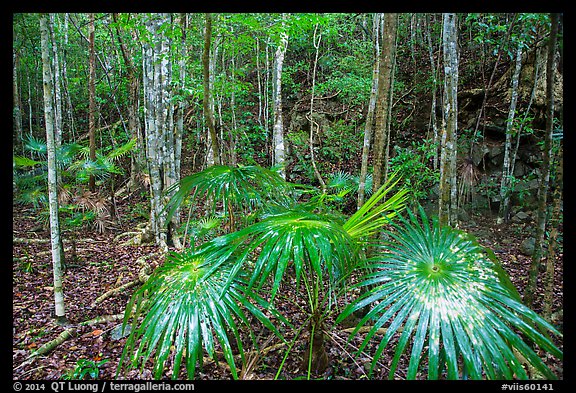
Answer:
top-left (118, 249), bottom-right (286, 380)
top-left (165, 164), bottom-right (293, 224)
top-left (327, 171), bottom-right (354, 192)
top-left (106, 138), bottom-right (136, 161)
top-left (343, 171), bottom-right (409, 242)
top-left (337, 207), bottom-right (562, 380)
top-left (199, 209), bottom-right (359, 305)
top-left (23, 134), bottom-right (47, 157)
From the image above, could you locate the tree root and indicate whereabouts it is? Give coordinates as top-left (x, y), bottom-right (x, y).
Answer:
top-left (90, 253), bottom-right (154, 307)
top-left (13, 237), bottom-right (102, 244)
top-left (17, 253), bottom-right (158, 373)
top-left (16, 313), bottom-right (125, 371)
top-left (91, 280), bottom-right (140, 307)
top-left (113, 222), bottom-right (155, 246)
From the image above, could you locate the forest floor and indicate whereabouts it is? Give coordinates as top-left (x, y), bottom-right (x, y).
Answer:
top-left (12, 194), bottom-right (564, 381)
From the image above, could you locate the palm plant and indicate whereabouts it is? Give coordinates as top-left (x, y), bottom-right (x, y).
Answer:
top-left (13, 137), bottom-right (135, 232)
top-left (336, 207), bottom-right (563, 379)
top-left (119, 168), bottom-right (409, 379)
top-left (118, 249), bottom-right (287, 380)
top-left (119, 165), bottom-right (561, 380)
top-left (165, 164), bottom-right (293, 233)
top-left (202, 209), bottom-right (361, 376)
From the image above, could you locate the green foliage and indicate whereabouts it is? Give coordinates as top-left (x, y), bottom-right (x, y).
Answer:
top-left (343, 171), bottom-right (409, 242)
top-left (316, 72), bottom-right (371, 107)
top-left (62, 358), bottom-right (110, 380)
top-left (337, 207), bottom-right (562, 379)
top-left (13, 137), bottom-right (134, 234)
top-left (389, 140), bottom-right (439, 204)
top-left (319, 120), bottom-right (363, 163)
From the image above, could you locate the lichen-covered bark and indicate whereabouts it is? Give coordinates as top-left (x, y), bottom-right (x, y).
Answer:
top-left (439, 13), bottom-right (459, 227)
top-left (272, 14), bottom-right (288, 179)
top-left (524, 13), bottom-right (559, 307)
top-left (40, 13), bottom-right (66, 321)
top-left (142, 13), bottom-right (182, 251)
top-left (203, 13), bottom-right (221, 166)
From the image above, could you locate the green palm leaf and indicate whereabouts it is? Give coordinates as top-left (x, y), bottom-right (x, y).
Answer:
top-left (118, 250), bottom-right (285, 380)
top-left (337, 207), bottom-right (562, 380)
top-left (165, 164), bottom-right (293, 224)
top-left (343, 171), bottom-right (409, 242)
top-left (199, 210), bottom-right (360, 305)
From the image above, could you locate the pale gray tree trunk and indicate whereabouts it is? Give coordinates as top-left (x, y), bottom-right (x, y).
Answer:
top-left (272, 14), bottom-right (289, 178)
top-left (142, 13), bottom-right (180, 251)
top-left (13, 46), bottom-right (24, 153)
top-left (308, 23), bottom-right (326, 191)
top-left (264, 37), bottom-right (271, 161)
top-left (27, 74), bottom-right (34, 136)
top-left (88, 13), bottom-right (97, 192)
top-left (203, 13), bottom-right (220, 166)
top-left (40, 13), bottom-right (66, 323)
top-left (49, 14), bottom-right (63, 149)
top-left (229, 54), bottom-right (239, 166)
top-left (357, 13), bottom-right (381, 209)
top-left (439, 13), bottom-right (459, 227)
top-left (498, 44), bottom-right (523, 224)
top-left (256, 37), bottom-right (264, 129)
top-left (425, 13), bottom-right (440, 170)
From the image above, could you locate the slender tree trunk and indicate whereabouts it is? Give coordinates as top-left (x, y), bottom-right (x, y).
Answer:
top-left (510, 53), bottom-right (540, 183)
top-left (439, 13), bottom-right (459, 227)
top-left (498, 44), bottom-right (523, 224)
top-left (256, 37), bottom-right (263, 129)
top-left (13, 47), bottom-right (24, 153)
top-left (272, 14), bottom-right (289, 179)
top-left (308, 24), bottom-right (326, 191)
top-left (425, 13), bottom-right (440, 171)
top-left (471, 15), bottom-right (516, 157)
top-left (39, 13), bottom-right (66, 324)
top-left (61, 13), bottom-right (76, 140)
top-left (113, 13), bottom-right (145, 192)
top-left (543, 144), bottom-right (562, 321)
top-left (202, 13), bottom-right (221, 166)
top-left (164, 13), bottom-right (187, 250)
top-left (27, 74), bottom-right (34, 136)
top-left (88, 13), bottom-right (97, 192)
top-left (264, 37), bottom-right (271, 165)
top-left (358, 13), bottom-right (381, 209)
top-left (49, 14), bottom-right (63, 149)
top-left (230, 54), bottom-right (238, 166)
top-left (382, 28), bottom-right (398, 189)
top-left (175, 12), bottom-right (187, 189)
top-left (372, 13), bottom-right (398, 193)
top-left (524, 13), bottom-right (559, 308)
